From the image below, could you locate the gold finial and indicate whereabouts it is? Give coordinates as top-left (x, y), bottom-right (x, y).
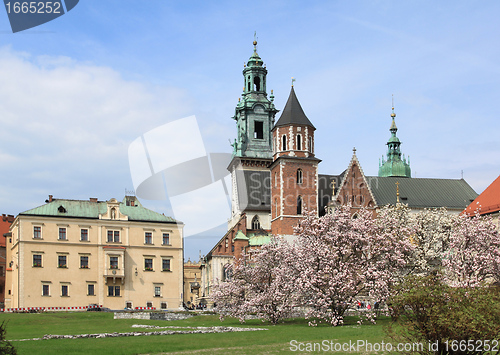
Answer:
top-left (291, 77), bottom-right (296, 87)
top-left (253, 31), bottom-right (258, 50)
top-left (353, 147), bottom-right (356, 154)
top-left (391, 94), bottom-right (396, 118)
top-left (396, 181), bottom-right (400, 203)
top-left (330, 180), bottom-right (336, 200)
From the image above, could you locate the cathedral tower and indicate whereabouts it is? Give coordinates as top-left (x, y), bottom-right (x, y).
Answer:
top-left (378, 104), bottom-right (411, 178)
top-left (228, 39), bottom-right (278, 230)
top-left (270, 85), bottom-right (320, 236)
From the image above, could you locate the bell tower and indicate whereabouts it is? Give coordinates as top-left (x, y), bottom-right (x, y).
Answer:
top-left (270, 85), bottom-right (320, 236)
top-left (232, 37), bottom-right (278, 159)
top-left (228, 38), bottom-right (278, 230)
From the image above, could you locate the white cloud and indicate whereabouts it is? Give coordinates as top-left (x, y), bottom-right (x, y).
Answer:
top-left (0, 46), bottom-right (194, 214)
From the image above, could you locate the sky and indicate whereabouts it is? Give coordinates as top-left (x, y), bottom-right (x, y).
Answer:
top-left (0, 1), bottom-right (499, 261)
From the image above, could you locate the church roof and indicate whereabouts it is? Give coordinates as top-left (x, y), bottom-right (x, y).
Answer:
top-left (274, 86), bottom-right (315, 129)
top-left (318, 175), bottom-right (477, 211)
top-left (463, 175), bottom-right (500, 215)
top-left (20, 197), bottom-right (178, 223)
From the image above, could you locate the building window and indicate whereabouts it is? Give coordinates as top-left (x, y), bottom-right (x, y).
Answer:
top-left (126, 302), bottom-right (132, 309)
top-left (145, 232), bottom-right (153, 244)
top-left (145, 258), bottom-right (153, 271)
top-left (297, 134), bottom-right (302, 150)
top-left (58, 255), bottom-right (67, 268)
top-left (154, 286), bottom-right (161, 297)
top-left (87, 284), bottom-right (95, 296)
top-left (308, 136), bottom-right (313, 153)
top-left (42, 284), bottom-right (50, 296)
top-left (80, 256), bottom-right (89, 269)
top-left (107, 230), bottom-right (120, 243)
top-left (282, 135), bottom-right (287, 151)
top-left (162, 259), bottom-right (170, 272)
top-left (61, 285), bottom-right (69, 297)
top-left (146, 302), bottom-right (153, 308)
top-left (58, 228), bottom-right (67, 240)
top-left (274, 172), bottom-right (277, 188)
top-left (252, 216), bottom-right (260, 230)
top-left (33, 254), bottom-right (42, 267)
top-left (108, 285), bottom-right (120, 297)
top-left (161, 302), bottom-right (167, 309)
top-left (297, 169), bottom-right (303, 184)
top-left (297, 195), bottom-right (303, 215)
top-left (110, 256), bottom-right (118, 269)
top-left (162, 233), bottom-right (170, 245)
top-left (254, 121), bottom-right (264, 139)
top-left (80, 229), bottom-right (88, 241)
top-left (33, 226), bottom-right (42, 239)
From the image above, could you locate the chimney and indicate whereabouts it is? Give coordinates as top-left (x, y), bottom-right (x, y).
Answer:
top-left (48, 195), bottom-right (53, 202)
top-left (90, 198), bottom-right (98, 203)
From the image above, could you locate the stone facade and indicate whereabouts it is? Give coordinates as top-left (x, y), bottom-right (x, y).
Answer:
top-left (4, 196), bottom-right (183, 310)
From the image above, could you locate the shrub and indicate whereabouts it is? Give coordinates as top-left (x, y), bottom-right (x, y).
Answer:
top-left (386, 275), bottom-right (500, 354)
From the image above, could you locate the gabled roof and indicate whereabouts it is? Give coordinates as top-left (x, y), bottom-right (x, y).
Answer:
top-left (368, 176), bottom-right (477, 210)
top-left (464, 175), bottom-right (500, 215)
top-left (274, 86), bottom-right (315, 129)
top-left (20, 197), bottom-right (178, 223)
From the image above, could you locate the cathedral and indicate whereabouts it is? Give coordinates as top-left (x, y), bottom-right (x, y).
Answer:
top-left (199, 40), bottom-right (478, 301)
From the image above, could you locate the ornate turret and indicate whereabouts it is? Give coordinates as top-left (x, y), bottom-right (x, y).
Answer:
top-left (232, 36), bottom-right (278, 159)
top-left (378, 103), bottom-right (411, 178)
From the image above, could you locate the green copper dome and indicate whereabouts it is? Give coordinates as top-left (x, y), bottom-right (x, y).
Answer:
top-left (378, 106), bottom-right (411, 178)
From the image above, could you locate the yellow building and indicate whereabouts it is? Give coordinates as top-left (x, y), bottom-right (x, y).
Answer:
top-left (5, 195), bottom-right (183, 310)
top-left (183, 260), bottom-right (201, 308)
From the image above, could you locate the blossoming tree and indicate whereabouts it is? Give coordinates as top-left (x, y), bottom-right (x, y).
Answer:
top-left (294, 205), bottom-right (414, 326)
top-left (211, 237), bottom-right (301, 324)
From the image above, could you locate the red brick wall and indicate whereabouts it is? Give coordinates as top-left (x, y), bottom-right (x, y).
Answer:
top-left (271, 123), bottom-right (319, 236)
top-left (335, 161), bottom-right (376, 217)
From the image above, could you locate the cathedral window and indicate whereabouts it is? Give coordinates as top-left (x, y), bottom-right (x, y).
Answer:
top-left (308, 137), bottom-right (313, 153)
top-left (282, 135), bottom-right (287, 151)
top-left (275, 198), bottom-right (278, 217)
top-left (297, 196), bottom-right (303, 215)
top-left (253, 76), bottom-right (261, 91)
top-left (297, 134), bottom-right (302, 150)
top-left (254, 121), bottom-right (263, 139)
top-left (252, 216), bottom-right (260, 230)
top-left (274, 172), bottom-right (277, 188)
top-left (247, 76), bottom-right (251, 91)
top-left (297, 169), bottom-right (303, 185)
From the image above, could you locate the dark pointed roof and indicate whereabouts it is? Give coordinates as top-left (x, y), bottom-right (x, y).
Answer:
top-left (274, 86), bottom-right (315, 129)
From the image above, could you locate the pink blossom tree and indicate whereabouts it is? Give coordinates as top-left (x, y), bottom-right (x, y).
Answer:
top-left (294, 205), bottom-right (414, 326)
top-left (211, 237), bottom-right (301, 324)
top-left (443, 213), bottom-right (500, 287)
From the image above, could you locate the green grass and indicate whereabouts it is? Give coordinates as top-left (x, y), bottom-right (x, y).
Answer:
top-left (0, 312), bottom-right (395, 354)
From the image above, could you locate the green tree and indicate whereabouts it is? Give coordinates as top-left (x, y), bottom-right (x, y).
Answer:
top-left (386, 275), bottom-right (500, 355)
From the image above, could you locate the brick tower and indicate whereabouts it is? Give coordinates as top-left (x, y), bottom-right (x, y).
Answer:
top-left (270, 85), bottom-right (320, 236)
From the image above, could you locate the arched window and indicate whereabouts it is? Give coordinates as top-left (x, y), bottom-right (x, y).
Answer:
top-left (252, 216), bottom-right (260, 230)
top-left (282, 135), bottom-right (287, 151)
top-left (274, 172), bottom-right (277, 188)
top-left (297, 169), bottom-right (303, 184)
top-left (297, 134), bottom-right (302, 150)
top-left (247, 76), bottom-right (251, 91)
top-left (308, 137), bottom-right (313, 153)
top-left (297, 196), bottom-right (303, 215)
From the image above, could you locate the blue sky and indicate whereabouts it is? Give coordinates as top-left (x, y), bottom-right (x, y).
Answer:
top-left (1, 1), bottom-right (499, 260)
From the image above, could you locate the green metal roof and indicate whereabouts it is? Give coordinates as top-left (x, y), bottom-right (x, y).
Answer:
top-left (248, 233), bottom-right (271, 246)
top-left (20, 197), bottom-right (178, 223)
top-left (367, 176), bottom-right (478, 209)
top-left (234, 230), bottom-right (249, 241)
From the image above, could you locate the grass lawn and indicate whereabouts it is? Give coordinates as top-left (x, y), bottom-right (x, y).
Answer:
top-left (0, 312), bottom-right (397, 354)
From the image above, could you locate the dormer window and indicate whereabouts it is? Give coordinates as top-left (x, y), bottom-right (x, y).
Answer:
top-left (58, 206), bottom-right (66, 213)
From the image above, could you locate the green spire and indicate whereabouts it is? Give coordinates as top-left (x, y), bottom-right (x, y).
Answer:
top-left (378, 103), bottom-right (411, 178)
top-left (232, 36), bottom-right (278, 159)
